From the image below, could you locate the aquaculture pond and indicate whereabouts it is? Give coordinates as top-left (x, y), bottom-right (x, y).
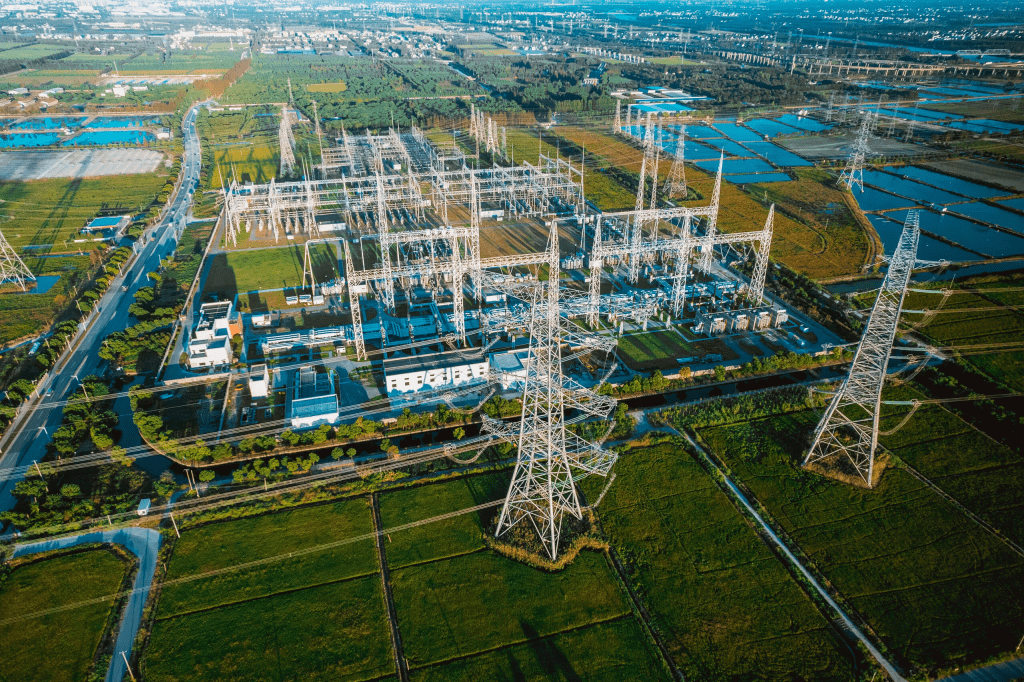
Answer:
top-left (725, 172), bottom-right (792, 184)
top-left (742, 118), bottom-right (800, 137)
top-left (862, 170), bottom-right (964, 204)
top-left (775, 114), bottom-right (832, 132)
top-left (660, 138), bottom-right (727, 161)
top-left (63, 131), bottom-right (156, 146)
top-left (950, 202), bottom-right (1024, 233)
top-left (944, 120), bottom-right (1024, 135)
top-left (696, 158), bottom-right (774, 174)
top-left (888, 209), bottom-right (1024, 258)
top-left (884, 166), bottom-right (1004, 199)
top-left (700, 138), bottom-right (755, 157)
top-left (996, 198), bottom-right (1024, 213)
top-left (883, 107), bottom-right (956, 121)
top-left (668, 124), bottom-right (722, 139)
top-left (741, 141), bottom-right (813, 167)
top-left (85, 116), bottom-right (161, 128)
top-left (712, 122), bottom-right (763, 142)
top-left (8, 117), bottom-right (85, 130)
top-left (853, 187), bottom-right (919, 213)
top-left (868, 215), bottom-right (979, 262)
top-left (0, 133), bottom-right (61, 148)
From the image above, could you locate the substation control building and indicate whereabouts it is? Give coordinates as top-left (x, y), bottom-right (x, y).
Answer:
top-left (383, 351), bottom-right (489, 397)
top-left (187, 301), bottom-right (242, 369)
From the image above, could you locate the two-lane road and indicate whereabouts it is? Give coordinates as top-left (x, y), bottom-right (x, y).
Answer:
top-left (0, 103), bottom-right (206, 516)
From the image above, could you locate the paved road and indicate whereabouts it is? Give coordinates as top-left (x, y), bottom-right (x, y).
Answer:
top-left (0, 103), bottom-right (206, 515)
top-left (13, 526), bottom-right (162, 682)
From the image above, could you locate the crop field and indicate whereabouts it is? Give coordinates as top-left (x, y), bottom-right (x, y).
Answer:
top-left (202, 244), bottom-right (338, 300)
top-left (0, 174), bottom-right (168, 251)
top-left (0, 253), bottom-right (91, 343)
top-left (696, 407), bottom-right (1024, 677)
top-left (381, 475), bottom-right (669, 680)
top-left (616, 330), bottom-right (694, 371)
top-left (122, 50), bottom-right (242, 74)
top-left (900, 276), bottom-right (1024, 389)
top-left (144, 499), bottom-right (392, 681)
top-left (0, 43), bottom-right (67, 59)
top-left (554, 126), bottom-right (869, 279)
top-left (880, 384), bottom-right (1024, 545)
top-left (0, 549), bottom-right (128, 682)
top-left (594, 440), bottom-right (861, 681)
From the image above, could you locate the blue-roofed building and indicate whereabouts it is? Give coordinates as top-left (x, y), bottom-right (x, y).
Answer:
top-left (288, 366), bottom-right (339, 430)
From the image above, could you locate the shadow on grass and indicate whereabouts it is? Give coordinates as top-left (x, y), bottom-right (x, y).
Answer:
top-left (521, 621), bottom-right (582, 682)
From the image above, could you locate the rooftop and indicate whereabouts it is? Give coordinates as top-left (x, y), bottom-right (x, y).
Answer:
top-left (384, 349), bottom-right (487, 375)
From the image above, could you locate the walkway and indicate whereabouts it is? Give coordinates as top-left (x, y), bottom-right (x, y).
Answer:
top-left (13, 527), bottom-right (162, 682)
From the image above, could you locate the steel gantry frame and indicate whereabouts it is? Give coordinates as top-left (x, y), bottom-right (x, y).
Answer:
top-left (803, 212), bottom-right (921, 486)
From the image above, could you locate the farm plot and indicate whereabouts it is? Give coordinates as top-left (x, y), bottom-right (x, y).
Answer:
top-left (697, 410), bottom-right (1024, 678)
top-left (0, 549), bottom-right (128, 682)
top-left (880, 384), bottom-right (1024, 545)
top-left (900, 277), bottom-right (1024, 389)
top-left (594, 440), bottom-right (861, 682)
top-left (144, 499), bottom-right (391, 681)
top-left (0, 174), bottom-right (167, 251)
top-left (383, 475), bottom-right (668, 679)
top-left (0, 253), bottom-right (91, 344)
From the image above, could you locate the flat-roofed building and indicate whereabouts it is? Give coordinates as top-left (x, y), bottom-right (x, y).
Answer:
top-left (288, 366), bottom-right (339, 429)
top-left (249, 364), bottom-right (269, 398)
top-left (383, 350), bottom-right (489, 396)
top-left (188, 301), bottom-right (241, 369)
top-left (488, 348), bottom-right (531, 390)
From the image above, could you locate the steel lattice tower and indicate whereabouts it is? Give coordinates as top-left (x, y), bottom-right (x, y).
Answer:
top-left (494, 226), bottom-right (618, 559)
top-left (838, 111), bottom-right (870, 193)
top-left (279, 104), bottom-right (297, 177)
top-left (663, 126), bottom-right (687, 198)
top-left (803, 212), bottom-right (920, 486)
top-left (613, 99), bottom-right (621, 135)
top-left (0, 229), bottom-right (35, 291)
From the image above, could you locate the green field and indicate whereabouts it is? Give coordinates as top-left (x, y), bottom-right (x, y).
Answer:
top-left (0, 175), bottom-right (167, 251)
top-left (900, 276), bottom-right (1024, 390)
top-left (201, 244), bottom-right (338, 302)
top-left (698, 409), bottom-right (1024, 678)
top-left (145, 499), bottom-right (391, 681)
top-left (594, 440), bottom-right (861, 681)
top-left (0, 253), bottom-right (91, 344)
top-left (381, 476), bottom-right (669, 680)
top-left (0, 549), bottom-right (127, 682)
top-left (0, 44), bottom-right (67, 60)
top-left (616, 330), bottom-right (694, 371)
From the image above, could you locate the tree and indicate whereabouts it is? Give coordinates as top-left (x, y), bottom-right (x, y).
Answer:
top-left (198, 470), bottom-right (216, 483)
top-left (346, 448), bottom-right (356, 458)
top-left (453, 427), bottom-right (466, 441)
top-left (379, 438), bottom-right (391, 453)
top-left (60, 483), bottom-right (81, 498)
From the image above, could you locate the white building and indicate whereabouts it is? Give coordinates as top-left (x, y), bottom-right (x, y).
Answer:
top-left (249, 364), bottom-right (269, 398)
top-left (383, 351), bottom-right (489, 396)
top-left (187, 301), bottom-right (240, 369)
top-left (288, 367), bottom-right (339, 429)
top-left (488, 348), bottom-right (531, 390)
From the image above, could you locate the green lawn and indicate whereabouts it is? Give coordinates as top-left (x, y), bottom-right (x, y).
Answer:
top-left (410, 616), bottom-right (669, 682)
top-left (201, 244), bottom-right (338, 300)
top-left (616, 330), bottom-right (694, 372)
top-left (392, 550), bottom-right (636, 669)
top-left (158, 498), bottom-right (377, 618)
top-left (379, 472), bottom-right (509, 569)
top-left (0, 175), bottom-right (167, 251)
top-left (0, 549), bottom-right (127, 682)
top-left (144, 576), bottom-right (393, 682)
top-left (699, 411), bottom-right (1024, 678)
top-left (594, 440), bottom-right (861, 682)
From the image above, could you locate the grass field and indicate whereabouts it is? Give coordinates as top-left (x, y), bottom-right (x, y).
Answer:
top-left (698, 409), bottom-right (1024, 678)
top-left (0, 253), bottom-right (91, 344)
top-left (900, 275), bottom-right (1024, 389)
top-left (0, 44), bottom-right (67, 59)
top-left (616, 330), bottom-right (694, 371)
top-left (381, 475), bottom-right (669, 680)
top-left (145, 499), bottom-right (391, 681)
top-left (0, 549), bottom-right (127, 682)
top-left (0, 174), bottom-right (168, 251)
top-left (202, 244), bottom-right (338, 302)
top-left (594, 440), bottom-right (861, 682)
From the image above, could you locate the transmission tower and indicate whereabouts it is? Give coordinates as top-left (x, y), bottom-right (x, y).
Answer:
top-left (613, 99), bottom-right (621, 135)
top-left (279, 104), bottom-right (297, 177)
top-left (493, 226), bottom-right (617, 559)
top-left (838, 111), bottom-right (870, 193)
top-left (803, 212), bottom-right (920, 486)
top-left (663, 126), bottom-right (687, 198)
top-left (0, 230), bottom-right (35, 291)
